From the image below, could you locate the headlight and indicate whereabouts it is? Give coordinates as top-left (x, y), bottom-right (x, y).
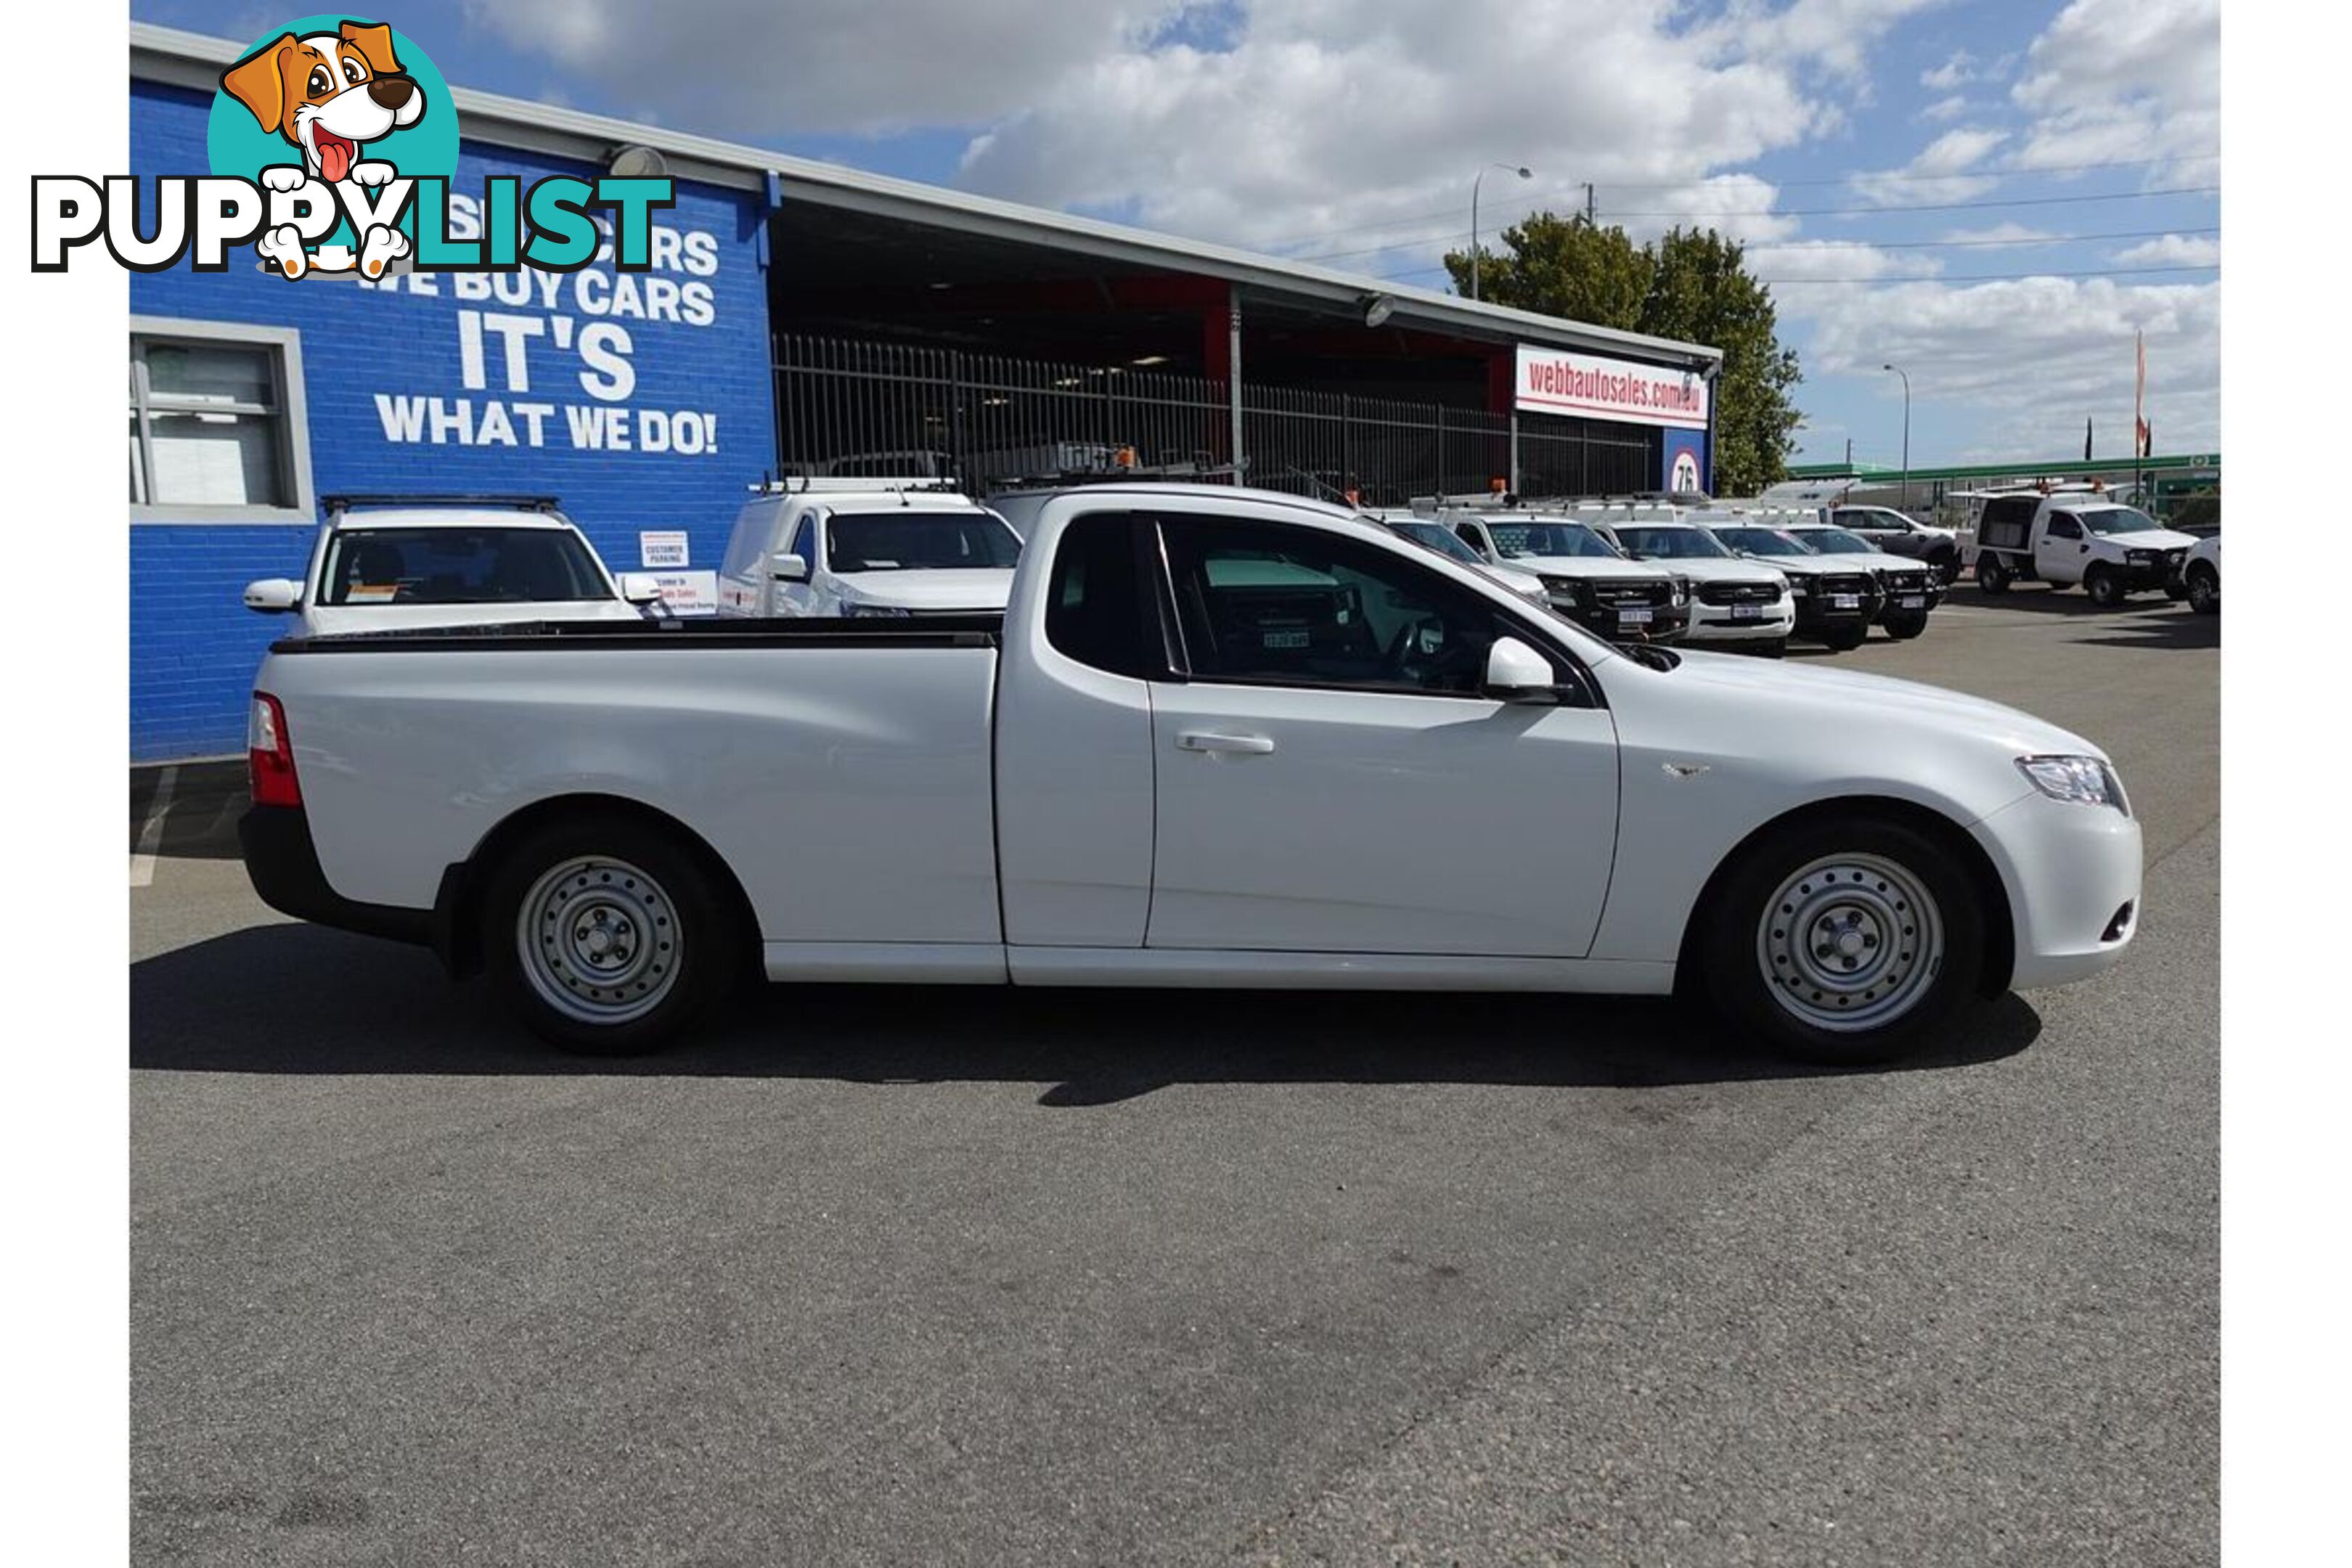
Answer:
top-left (1540, 576), bottom-right (1591, 603)
top-left (841, 600), bottom-right (912, 618)
top-left (2015, 754), bottom-right (2130, 814)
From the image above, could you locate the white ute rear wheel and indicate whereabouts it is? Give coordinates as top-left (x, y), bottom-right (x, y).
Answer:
top-left (483, 812), bottom-right (740, 1054)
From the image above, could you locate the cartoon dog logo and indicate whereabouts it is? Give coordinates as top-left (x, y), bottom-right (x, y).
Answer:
top-left (220, 20), bottom-right (424, 279)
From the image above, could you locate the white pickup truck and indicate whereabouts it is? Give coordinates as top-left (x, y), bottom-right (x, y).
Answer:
top-left (241, 483), bottom-right (2141, 1066)
top-left (1971, 493), bottom-right (2198, 605)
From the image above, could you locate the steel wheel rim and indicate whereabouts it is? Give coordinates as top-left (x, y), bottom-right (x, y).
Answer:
top-left (1756, 852), bottom-right (1944, 1033)
top-left (2189, 573), bottom-right (2215, 611)
top-left (516, 855), bottom-right (680, 1024)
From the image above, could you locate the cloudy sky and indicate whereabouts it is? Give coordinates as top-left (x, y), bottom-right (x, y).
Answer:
top-left (136, 0), bottom-right (2220, 467)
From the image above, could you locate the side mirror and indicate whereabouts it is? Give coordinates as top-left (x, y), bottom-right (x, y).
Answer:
top-left (242, 578), bottom-right (301, 613)
top-left (1482, 636), bottom-right (1558, 703)
top-left (618, 572), bottom-right (663, 605)
top-left (769, 552), bottom-right (810, 583)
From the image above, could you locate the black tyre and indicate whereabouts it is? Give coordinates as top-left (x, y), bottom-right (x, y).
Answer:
top-left (1703, 814), bottom-right (1985, 1065)
top-left (1884, 613), bottom-right (1928, 640)
top-left (1976, 553), bottom-right (2010, 593)
top-left (1755, 637), bottom-right (1787, 659)
top-left (2084, 566), bottom-right (2126, 608)
top-left (1821, 624), bottom-right (1868, 653)
top-left (2186, 563), bottom-right (2218, 615)
top-left (1930, 549), bottom-right (1961, 587)
top-left (481, 811), bottom-right (742, 1055)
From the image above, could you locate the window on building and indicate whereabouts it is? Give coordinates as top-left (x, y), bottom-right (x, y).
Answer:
top-left (129, 321), bottom-right (311, 520)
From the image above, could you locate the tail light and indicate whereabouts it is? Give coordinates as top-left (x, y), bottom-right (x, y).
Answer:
top-left (248, 693), bottom-right (301, 808)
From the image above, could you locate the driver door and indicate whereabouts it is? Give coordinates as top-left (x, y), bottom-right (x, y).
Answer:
top-left (2036, 511), bottom-right (2086, 582)
top-left (1143, 510), bottom-right (1620, 958)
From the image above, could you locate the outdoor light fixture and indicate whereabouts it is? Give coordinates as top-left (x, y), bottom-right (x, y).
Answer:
top-left (1471, 163), bottom-right (1535, 301)
top-left (1362, 294), bottom-right (1397, 328)
top-left (606, 144), bottom-right (669, 179)
top-left (1131, 354), bottom-right (1170, 366)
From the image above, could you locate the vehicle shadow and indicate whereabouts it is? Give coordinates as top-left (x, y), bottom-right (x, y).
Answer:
top-left (1946, 584), bottom-right (2188, 618)
top-left (131, 923), bottom-right (2041, 1103)
top-left (2075, 613), bottom-right (2220, 651)
top-left (129, 761), bottom-right (247, 863)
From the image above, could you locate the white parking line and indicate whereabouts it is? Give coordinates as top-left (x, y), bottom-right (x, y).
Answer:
top-left (129, 765), bottom-right (179, 889)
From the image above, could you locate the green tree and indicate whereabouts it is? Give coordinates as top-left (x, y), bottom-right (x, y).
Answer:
top-left (1445, 216), bottom-right (1805, 496)
top-left (1442, 213), bottom-right (1650, 330)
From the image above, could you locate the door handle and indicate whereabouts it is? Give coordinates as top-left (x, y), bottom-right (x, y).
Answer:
top-left (1177, 731), bottom-right (1275, 756)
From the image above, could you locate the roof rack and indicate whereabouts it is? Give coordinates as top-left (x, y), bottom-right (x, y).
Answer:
top-left (320, 492), bottom-right (562, 514)
top-left (987, 458), bottom-right (1249, 491)
top-left (746, 474), bottom-right (966, 495)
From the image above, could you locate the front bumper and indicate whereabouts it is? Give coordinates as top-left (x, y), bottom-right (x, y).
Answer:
top-left (1683, 603), bottom-right (1795, 642)
top-left (1969, 789), bottom-right (2144, 991)
top-left (1549, 595), bottom-right (1690, 644)
top-left (1874, 582), bottom-right (1943, 623)
top-left (1787, 591), bottom-right (1879, 632)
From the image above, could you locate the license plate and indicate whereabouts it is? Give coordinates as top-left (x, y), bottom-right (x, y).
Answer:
top-left (1617, 608), bottom-right (1653, 626)
top-left (1900, 595), bottom-right (1925, 609)
top-left (1831, 594), bottom-right (1861, 610)
top-left (1731, 603), bottom-right (1762, 619)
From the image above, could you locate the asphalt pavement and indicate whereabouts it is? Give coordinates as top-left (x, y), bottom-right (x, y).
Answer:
top-left (129, 581), bottom-right (2218, 1566)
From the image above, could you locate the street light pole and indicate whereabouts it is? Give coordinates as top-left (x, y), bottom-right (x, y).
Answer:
top-left (1470, 163), bottom-right (1532, 301)
top-left (1882, 362), bottom-right (1911, 514)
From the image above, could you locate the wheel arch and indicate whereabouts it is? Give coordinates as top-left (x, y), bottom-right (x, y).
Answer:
top-left (436, 792), bottom-right (761, 979)
top-left (1674, 794), bottom-right (2015, 1001)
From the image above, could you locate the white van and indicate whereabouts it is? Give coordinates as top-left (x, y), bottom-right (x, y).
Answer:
top-left (716, 480), bottom-right (1023, 618)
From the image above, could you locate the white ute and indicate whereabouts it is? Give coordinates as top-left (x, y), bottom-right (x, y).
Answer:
top-left (1971, 492), bottom-right (2198, 605)
top-left (716, 479), bottom-right (1024, 618)
top-left (241, 494), bottom-right (660, 636)
top-left (242, 483), bottom-right (2142, 1066)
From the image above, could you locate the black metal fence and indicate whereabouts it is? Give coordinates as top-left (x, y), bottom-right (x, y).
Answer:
top-left (772, 334), bottom-right (1655, 502)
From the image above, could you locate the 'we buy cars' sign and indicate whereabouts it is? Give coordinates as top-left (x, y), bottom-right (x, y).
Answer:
top-left (1515, 345), bottom-right (1710, 431)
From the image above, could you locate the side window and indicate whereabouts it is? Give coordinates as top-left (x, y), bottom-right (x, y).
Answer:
top-left (2046, 513), bottom-right (2083, 540)
top-left (1453, 521), bottom-right (1485, 553)
top-left (1158, 515), bottom-right (1506, 695)
top-left (788, 515), bottom-right (816, 564)
top-left (1044, 513), bottom-right (1151, 679)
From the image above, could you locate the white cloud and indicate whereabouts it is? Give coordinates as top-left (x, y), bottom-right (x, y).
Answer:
top-left (947, 0), bottom-right (1940, 251)
top-left (1919, 94), bottom-right (1969, 122)
top-left (1920, 49), bottom-right (1974, 90)
top-left (458, 0), bottom-right (1191, 136)
top-left (2009, 0), bottom-right (2219, 174)
top-left (1850, 125), bottom-right (2007, 204)
top-left (1746, 240), bottom-right (1942, 285)
top-left (1802, 277), bottom-right (2218, 455)
top-left (2113, 232), bottom-right (2221, 269)
top-left (1937, 222), bottom-right (2058, 247)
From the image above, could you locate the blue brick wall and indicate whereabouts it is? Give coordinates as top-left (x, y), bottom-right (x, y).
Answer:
top-left (130, 82), bottom-right (777, 760)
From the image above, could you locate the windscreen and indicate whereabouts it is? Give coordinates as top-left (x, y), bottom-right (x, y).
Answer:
top-left (1799, 528), bottom-right (1880, 553)
top-left (2078, 507), bottom-right (2162, 536)
top-left (319, 527), bottom-right (611, 605)
top-left (826, 510), bottom-right (1024, 571)
top-left (1486, 521), bottom-right (1620, 560)
top-left (1614, 526), bottom-right (1731, 560)
top-left (1390, 521), bottom-right (1485, 565)
top-left (1710, 528), bottom-right (1816, 558)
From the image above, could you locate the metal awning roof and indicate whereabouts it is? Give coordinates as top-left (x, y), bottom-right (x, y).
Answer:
top-left (131, 22), bottom-right (1721, 373)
